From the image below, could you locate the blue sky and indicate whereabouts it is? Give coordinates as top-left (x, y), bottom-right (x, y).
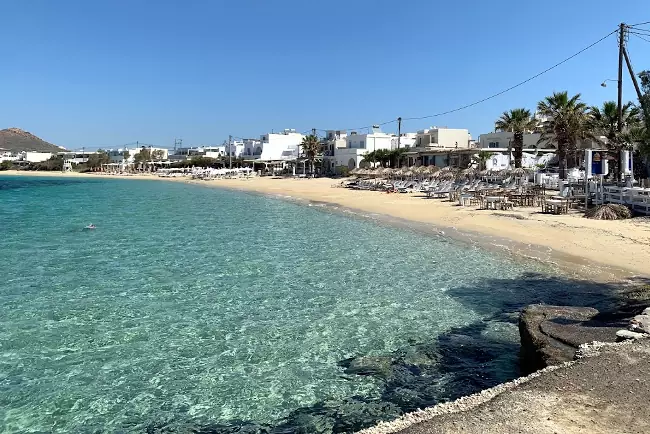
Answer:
top-left (1, 0), bottom-right (649, 150)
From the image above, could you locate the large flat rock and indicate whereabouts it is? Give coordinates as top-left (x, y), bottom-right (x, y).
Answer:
top-left (362, 339), bottom-right (650, 434)
top-left (518, 305), bottom-right (623, 372)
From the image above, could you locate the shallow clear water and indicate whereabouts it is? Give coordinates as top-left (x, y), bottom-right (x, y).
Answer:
top-left (0, 176), bottom-right (612, 433)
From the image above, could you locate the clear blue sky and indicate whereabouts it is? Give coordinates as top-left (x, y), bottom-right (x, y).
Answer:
top-left (1, 0), bottom-right (649, 150)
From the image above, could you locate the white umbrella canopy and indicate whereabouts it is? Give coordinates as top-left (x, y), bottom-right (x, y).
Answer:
top-left (350, 167), bottom-right (359, 175)
top-left (381, 167), bottom-right (393, 176)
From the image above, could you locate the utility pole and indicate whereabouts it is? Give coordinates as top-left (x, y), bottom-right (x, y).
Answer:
top-left (397, 117), bottom-right (402, 149)
top-left (617, 22), bottom-right (626, 132)
top-left (397, 117), bottom-right (402, 168)
top-left (228, 135), bottom-right (232, 170)
top-left (623, 47), bottom-right (650, 122)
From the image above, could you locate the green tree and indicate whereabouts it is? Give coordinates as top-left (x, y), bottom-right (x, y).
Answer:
top-left (300, 135), bottom-right (321, 174)
top-left (374, 149), bottom-right (391, 167)
top-left (494, 108), bottom-right (538, 168)
top-left (589, 101), bottom-right (641, 179)
top-left (133, 148), bottom-right (152, 164)
top-left (537, 91), bottom-right (594, 179)
top-left (86, 150), bottom-right (111, 170)
top-left (471, 151), bottom-right (494, 171)
top-left (151, 150), bottom-right (165, 161)
top-left (0, 160), bottom-right (13, 170)
top-left (363, 150), bottom-right (377, 168)
top-left (636, 71), bottom-right (650, 160)
top-left (389, 148), bottom-right (408, 168)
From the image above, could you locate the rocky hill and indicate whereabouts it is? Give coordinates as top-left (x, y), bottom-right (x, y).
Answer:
top-left (0, 128), bottom-right (65, 152)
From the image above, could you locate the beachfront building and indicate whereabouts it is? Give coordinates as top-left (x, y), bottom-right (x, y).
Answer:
top-left (244, 129), bottom-right (304, 160)
top-left (241, 139), bottom-right (262, 158)
top-left (391, 133), bottom-right (417, 149)
top-left (334, 126), bottom-right (395, 170)
top-left (23, 152), bottom-right (54, 163)
top-left (322, 130), bottom-right (348, 173)
top-left (478, 131), bottom-right (542, 151)
top-left (404, 127), bottom-right (473, 167)
top-left (202, 146), bottom-right (226, 159)
top-left (226, 140), bottom-right (248, 158)
top-left (413, 127), bottom-right (472, 149)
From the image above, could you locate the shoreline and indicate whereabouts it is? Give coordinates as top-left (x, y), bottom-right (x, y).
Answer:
top-left (5, 170), bottom-right (649, 434)
top-left (4, 170), bottom-right (650, 281)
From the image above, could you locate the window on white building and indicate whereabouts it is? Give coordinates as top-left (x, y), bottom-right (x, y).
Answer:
top-left (360, 140), bottom-right (365, 148)
top-left (488, 142), bottom-right (500, 148)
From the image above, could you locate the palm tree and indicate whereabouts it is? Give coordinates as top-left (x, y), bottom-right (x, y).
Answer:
top-left (300, 135), bottom-right (321, 175)
top-left (494, 108), bottom-right (537, 168)
top-left (537, 91), bottom-right (594, 179)
top-left (472, 150), bottom-right (494, 171)
top-left (589, 101), bottom-right (641, 179)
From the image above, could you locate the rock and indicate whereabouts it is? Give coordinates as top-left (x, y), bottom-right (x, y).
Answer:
top-left (643, 307), bottom-right (650, 316)
top-left (519, 305), bottom-right (620, 373)
top-left (616, 330), bottom-right (647, 341)
top-left (338, 356), bottom-right (394, 378)
top-left (629, 314), bottom-right (650, 334)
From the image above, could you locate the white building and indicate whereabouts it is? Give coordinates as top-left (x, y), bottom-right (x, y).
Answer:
top-left (323, 130), bottom-right (348, 173)
top-left (24, 152), bottom-right (53, 163)
top-left (391, 133), bottom-right (417, 149)
top-left (225, 140), bottom-right (247, 158)
top-left (203, 146), bottom-right (226, 159)
top-left (241, 139), bottom-right (262, 158)
top-left (478, 131), bottom-right (542, 150)
top-left (414, 127), bottom-right (472, 149)
top-left (109, 147), bottom-right (169, 163)
top-left (335, 127), bottom-right (395, 170)
top-left (246, 129), bottom-right (304, 161)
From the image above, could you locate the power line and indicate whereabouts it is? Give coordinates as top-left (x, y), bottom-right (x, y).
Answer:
top-left (630, 32), bottom-right (650, 43)
top-left (230, 26), bottom-right (621, 140)
top-left (401, 28), bottom-right (618, 122)
top-left (630, 20), bottom-right (650, 27)
top-left (629, 27), bottom-right (650, 35)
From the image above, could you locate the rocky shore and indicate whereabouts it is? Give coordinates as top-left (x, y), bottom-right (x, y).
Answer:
top-left (359, 289), bottom-right (650, 434)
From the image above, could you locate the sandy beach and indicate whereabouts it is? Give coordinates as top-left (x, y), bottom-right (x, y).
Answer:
top-left (5, 170), bottom-right (650, 280)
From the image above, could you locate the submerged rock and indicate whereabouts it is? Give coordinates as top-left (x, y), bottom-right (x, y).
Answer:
top-left (339, 356), bottom-right (394, 378)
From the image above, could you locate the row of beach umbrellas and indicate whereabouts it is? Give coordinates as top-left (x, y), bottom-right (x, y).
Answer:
top-left (351, 166), bottom-right (532, 179)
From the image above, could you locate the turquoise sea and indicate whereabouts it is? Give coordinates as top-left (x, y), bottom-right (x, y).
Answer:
top-left (0, 176), bottom-right (614, 433)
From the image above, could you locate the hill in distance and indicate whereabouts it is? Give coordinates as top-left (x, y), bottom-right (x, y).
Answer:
top-left (0, 128), bottom-right (66, 153)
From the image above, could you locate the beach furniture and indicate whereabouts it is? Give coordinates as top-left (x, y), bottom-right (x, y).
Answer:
top-left (543, 198), bottom-right (569, 214)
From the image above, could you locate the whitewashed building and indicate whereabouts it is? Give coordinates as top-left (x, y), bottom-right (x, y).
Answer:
top-left (323, 130), bottom-right (348, 173)
top-left (478, 131), bottom-right (542, 151)
top-left (414, 127), bottom-right (471, 149)
top-left (23, 152), bottom-right (54, 163)
top-left (334, 127), bottom-right (394, 170)
top-left (245, 129), bottom-right (304, 161)
top-left (226, 140), bottom-right (248, 158)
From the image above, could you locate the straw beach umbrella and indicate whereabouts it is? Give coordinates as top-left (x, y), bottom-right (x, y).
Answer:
top-left (461, 167), bottom-right (477, 179)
